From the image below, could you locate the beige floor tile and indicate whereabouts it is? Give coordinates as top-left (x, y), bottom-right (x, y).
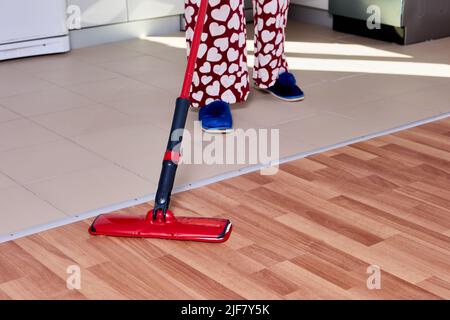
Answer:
top-left (439, 104), bottom-right (449, 114)
top-left (113, 38), bottom-right (159, 53)
top-left (231, 89), bottom-right (317, 128)
top-left (118, 144), bottom-right (247, 187)
top-left (35, 62), bottom-right (119, 87)
top-left (161, 131), bottom-right (247, 186)
top-left (185, 107), bottom-right (255, 133)
top-left (0, 105), bottom-right (20, 123)
top-left (175, 115), bottom-right (277, 184)
top-left (67, 112), bottom-right (248, 184)
top-left (336, 98), bottom-right (446, 132)
top-left (69, 77), bottom-right (156, 103)
top-left (174, 163), bottom-right (246, 186)
top-left (289, 69), bottom-right (358, 88)
top-left (6, 52), bottom-right (87, 74)
top-left (284, 21), bottom-right (348, 42)
top-left (145, 46), bottom-right (186, 66)
top-left (105, 90), bottom-right (254, 133)
top-left (27, 164), bottom-right (156, 216)
top-left (272, 112), bottom-right (367, 157)
top-left (0, 140), bottom-right (107, 184)
top-left (132, 69), bottom-right (185, 96)
top-left (439, 105), bottom-right (450, 113)
top-left (6, 53), bottom-right (119, 90)
top-left (72, 123), bottom-right (167, 178)
top-left (376, 37), bottom-right (450, 64)
top-left (0, 63), bottom-right (18, 73)
top-left (0, 119), bottom-right (61, 152)
top-left (0, 69), bottom-right (52, 99)
top-left (348, 73), bottom-right (446, 96)
top-left (116, 35), bottom-right (185, 56)
top-left (284, 52), bottom-right (450, 81)
top-left (293, 75), bottom-right (393, 114)
top-left (390, 82), bottom-right (450, 113)
top-left (71, 122), bottom-right (167, 156)
top-left (118, 124), bottom-right (252, 184)
top-left (298, 73), bottom-right (447, 117)
top-left (32, 105), bottom-right (146, 138)
top-left (102, 90), bottom-right (175, 128)
top-left (0, 85), bottom-right (97, 117)
top-left (281, 40), bottom-right (411, 60)
top-left (113, 150), bottom-right (166, 182)
top-left (70, 43), bottom-right (143, 64)
top-left (338, 34), bottom-right (401, 49)
top-left (0, 185), bottom-right (66, 236)
top-left (99, 55), bottom-right (177, 77)
top-left (0, 172), bottom-right (17, 189)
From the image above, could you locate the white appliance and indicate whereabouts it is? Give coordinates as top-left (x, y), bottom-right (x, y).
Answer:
top-left (0, 0), bottom-right (70, 61)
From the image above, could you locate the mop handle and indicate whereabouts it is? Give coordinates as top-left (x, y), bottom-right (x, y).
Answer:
top-left (153, 0), bottom-right (209, 216)
top-left (180, 0), bottom-right (209, 99)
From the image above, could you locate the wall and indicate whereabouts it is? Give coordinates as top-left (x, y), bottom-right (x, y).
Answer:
top-left (127, 0), bottom-right (183, 21)
top-left (68, 0), bottom-right (328, 29)
top-left (67, 0), bottom-right (183, 28)
top-left (291, 0), bottom-right (329, 10)
top-left (67, 0), bottom-right (183, 48)
top-left (68, 0), bottom-right (332, 48)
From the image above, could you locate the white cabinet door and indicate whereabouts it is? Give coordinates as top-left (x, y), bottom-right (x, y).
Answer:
top-left (0, 0), bottom-right (67, 44)
top-left (127, 0), bottom-right (184, 21)
top-left (68, 0), bottom-right (128, 27)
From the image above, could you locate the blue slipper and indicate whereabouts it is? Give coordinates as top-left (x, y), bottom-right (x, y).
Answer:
top-left (267, 72), bottom-right (305, 102)
top-left (199, 100), bottom-right (233, 133)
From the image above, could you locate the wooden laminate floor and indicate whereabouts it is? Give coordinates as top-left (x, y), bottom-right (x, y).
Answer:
top-left (0, 118), bottom-right (449, 300)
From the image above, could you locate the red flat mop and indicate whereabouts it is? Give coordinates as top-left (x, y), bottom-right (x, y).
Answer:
top-left (89, 0), bottom-right (232, 243)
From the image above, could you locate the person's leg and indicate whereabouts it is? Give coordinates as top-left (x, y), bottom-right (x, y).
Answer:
top-left (253, 0), bottom-right (289, 89)
top-left (185, 0), bottom-right (250, 109)
top-left (253, 0), bottom-right (304, 101)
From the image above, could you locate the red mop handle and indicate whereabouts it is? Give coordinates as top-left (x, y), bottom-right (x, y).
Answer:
top-left (180, 0), bottom-right (209, 99)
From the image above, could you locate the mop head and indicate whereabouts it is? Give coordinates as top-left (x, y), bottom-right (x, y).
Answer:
top-left (89, 210), bottom-right (232, 243)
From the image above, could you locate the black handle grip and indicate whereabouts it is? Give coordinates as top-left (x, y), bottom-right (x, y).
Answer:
top-left (153, 98), bottom-right (190, 218)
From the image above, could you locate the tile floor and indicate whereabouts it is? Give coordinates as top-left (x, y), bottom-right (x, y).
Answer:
top-left (0, 21), bottom-right (449, 239)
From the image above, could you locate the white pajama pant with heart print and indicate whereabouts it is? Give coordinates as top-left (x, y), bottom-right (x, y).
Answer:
top-left (185, 0), bottom-right (290, 107)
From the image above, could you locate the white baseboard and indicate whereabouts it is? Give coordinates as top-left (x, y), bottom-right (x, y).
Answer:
top-left (0, 35), bottom-right (70, 61)
top-left (69, 15), bottom-right (180, 49)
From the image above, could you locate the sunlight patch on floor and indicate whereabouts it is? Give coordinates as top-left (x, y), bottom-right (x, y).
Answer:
top-left (275, 57), bottom-right (450, 78)
top-left (143, 36), bottom-right (186, 48)
top-left (140, 36), bottom-right (450, 78)
top-left (143, 36), bottom-right (412, 59)
top-left (247, 40), bottom-right (412, 58)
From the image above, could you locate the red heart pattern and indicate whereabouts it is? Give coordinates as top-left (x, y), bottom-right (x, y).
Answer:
top-left (185, 0), bottom-right (290, 107)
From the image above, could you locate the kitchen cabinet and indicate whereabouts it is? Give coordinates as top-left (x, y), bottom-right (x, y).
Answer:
top-left (0, 0), bottom-right (69, 60)
top-left (67, 0), bottom-right (128, 27)
top-left (330, 0), bottom-right (450, 44)
top-left (127, 0), bottom-right (184, 21)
